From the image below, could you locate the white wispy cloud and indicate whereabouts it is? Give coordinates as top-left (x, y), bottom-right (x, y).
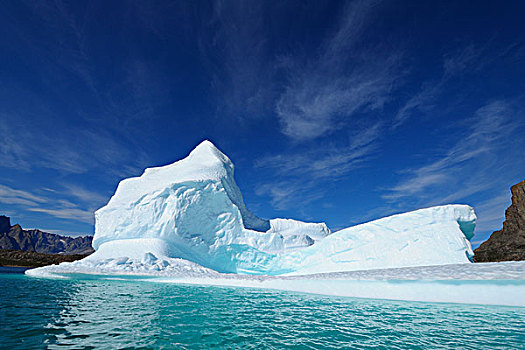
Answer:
top-left (0, 118), bottom-right (32, 170)
top-left (393, 80), bottom-right (444, 128)
top-left (26, 0), bottom-right (99, 97)
top-left (0, 184), bottom-right (48, 206)
top-left (204, 0), bottom-right (402, 138)
top-left (0, 116), bottom-right (150, 177)
top-left (394, 43), bottom-right (519, 127)
top-left (442, 45), bottom-right (485, 77)
top-left (195, 1), bottom-right (404, 212)
top-left (0, 1), bottom-right (157, 178)
top-left (250, 1), bottom-right (403, 210)
top-left (256, 122), bottom-right (382, 179)
top-left (276, 0), bottom-right (402, 141)
top-left (383, 100), bottom-right (524, 242)
top-left (255, 122), bottom-right (383, 209)
top-left (254, 179), bottom-right (326, 211)
top-left (385, 101), bottom-right (519, 202)
top-left (61, 184), bottom-right (107, 209)
top-left (27, 207), bottom-right (93, 224)
top-left (0, 183), bottom-right (96, 224)
top-left (203, 1), bottom-right (276, 119)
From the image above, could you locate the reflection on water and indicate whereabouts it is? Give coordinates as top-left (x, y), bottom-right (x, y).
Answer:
top-left (1, 274), bottom-right (524, 349)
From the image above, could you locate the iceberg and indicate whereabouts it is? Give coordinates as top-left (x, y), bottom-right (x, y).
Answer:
top-left (89, 140), bottom-right (330, 274)
top-left (26, 140), bottom-right (525, 306)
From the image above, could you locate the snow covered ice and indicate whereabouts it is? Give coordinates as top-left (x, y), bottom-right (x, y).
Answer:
top-left (27, 140), bottom-right (525, 306)
top-left (75, 140), bottom-right (475, 274)
top-left (89, 140), bottom-right (331, 274)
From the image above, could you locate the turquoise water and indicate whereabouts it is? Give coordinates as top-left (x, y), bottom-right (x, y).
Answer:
top-left (1, 273), bottom-right (524, 349)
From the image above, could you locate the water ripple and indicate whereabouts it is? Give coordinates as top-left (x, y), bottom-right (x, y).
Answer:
top-left (1, 274), bottom-right (524, 349)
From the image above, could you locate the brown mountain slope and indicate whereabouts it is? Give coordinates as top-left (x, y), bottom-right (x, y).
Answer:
top-left (474, 180), bottom-right (525, 262)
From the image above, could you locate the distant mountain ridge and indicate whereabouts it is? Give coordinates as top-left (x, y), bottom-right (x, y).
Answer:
top-left (0, 216), bottom-right (94, 255)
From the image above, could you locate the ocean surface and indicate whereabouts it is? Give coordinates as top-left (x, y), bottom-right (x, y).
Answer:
top-left (1, 272), bottom-right (524, 349)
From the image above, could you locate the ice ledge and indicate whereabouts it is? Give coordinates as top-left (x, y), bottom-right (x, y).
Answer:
top-left (27, 261), bottom-right (525, 306)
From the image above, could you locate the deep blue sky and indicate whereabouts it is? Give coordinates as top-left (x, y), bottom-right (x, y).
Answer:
top-left (1, 1), bottom-right (524, 247)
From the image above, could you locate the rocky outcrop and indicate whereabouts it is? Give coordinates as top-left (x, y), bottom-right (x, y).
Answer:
top-left (474, 180), bottom-right (525, 262)
top-left (0, 215), bottom-right (94, 255)
top-left (0, 249), bottom-right (90, 267)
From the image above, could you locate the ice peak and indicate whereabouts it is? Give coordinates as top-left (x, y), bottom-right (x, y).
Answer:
top-left (188, 140), bottom-right (232, 167)
top-left (193, 139), bottom-right (218, 152)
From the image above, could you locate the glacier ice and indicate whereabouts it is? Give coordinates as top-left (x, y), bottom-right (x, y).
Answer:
top-left (27, 140), bottom-right (524, 305)
top-left (89, 140), bottom-right (335, 274)
top-left (31, 140), bottom-right (476, 275)
top-left (272, 205), bottom-right (476, 275)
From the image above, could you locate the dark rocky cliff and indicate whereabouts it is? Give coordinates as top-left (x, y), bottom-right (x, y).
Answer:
top-left (474, 180), bottom-right (525, 262)
top-left (0, 249), bottom-right (90, 268)
top-left (0, 215), bottom-right (94, 255)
